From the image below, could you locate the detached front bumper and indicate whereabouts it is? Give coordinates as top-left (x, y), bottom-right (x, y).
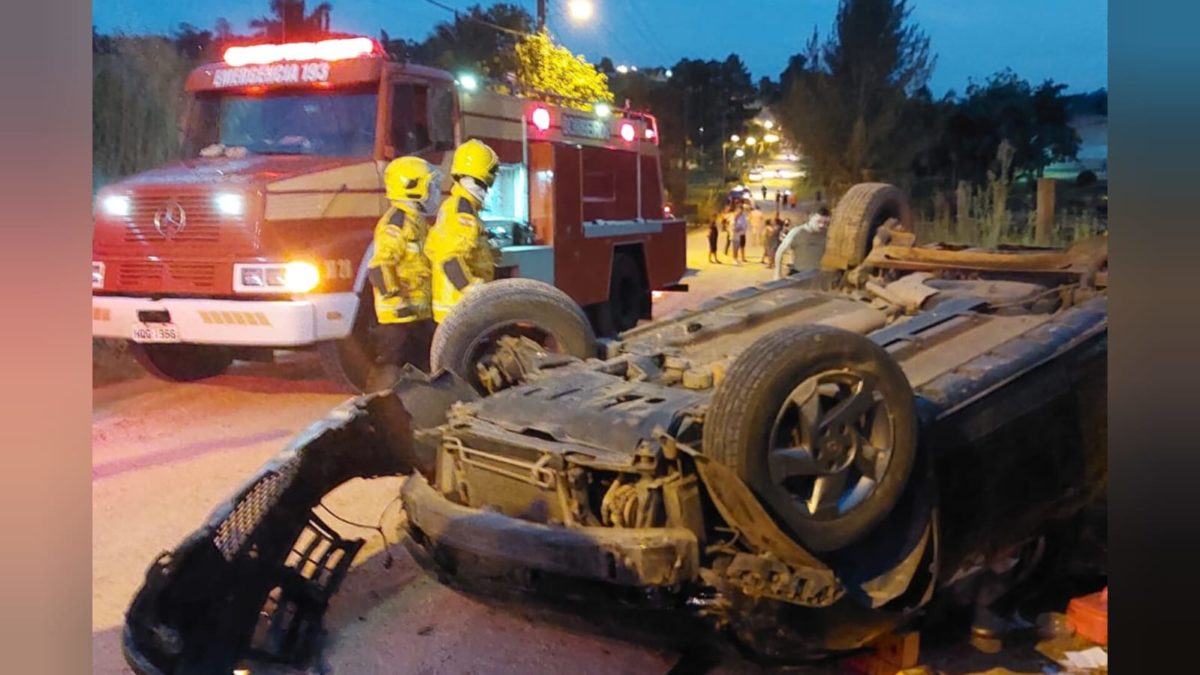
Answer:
top-left (92, 292), bottom-right (359, 347)
top-left (400, 474), bottom-right (701, 588)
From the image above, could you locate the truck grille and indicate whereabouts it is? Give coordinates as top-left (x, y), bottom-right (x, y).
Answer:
top-left (120, 194), bottom-right (229, 244)
top-left (115, 261), bottom-right (217, 291)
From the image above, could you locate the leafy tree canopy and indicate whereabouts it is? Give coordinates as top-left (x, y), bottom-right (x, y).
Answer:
top-left (513, 31), bottom-right (613, 108)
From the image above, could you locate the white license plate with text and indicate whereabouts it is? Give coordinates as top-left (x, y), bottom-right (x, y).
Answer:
top-left (132, 322), bottom-right (181, 343)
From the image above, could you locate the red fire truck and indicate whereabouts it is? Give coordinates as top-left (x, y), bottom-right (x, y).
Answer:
top-left (92, 37), bottom-right (687, 390)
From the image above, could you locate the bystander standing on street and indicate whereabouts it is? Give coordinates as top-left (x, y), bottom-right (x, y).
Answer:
top-left (763, 218), bottom-right (782, 267)
top-left (707, 216), bottom-right (721, 264)
top-left (732, 205), bottom-right (749, 265)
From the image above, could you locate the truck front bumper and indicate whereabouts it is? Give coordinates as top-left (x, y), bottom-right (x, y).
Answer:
top-left (92, 293), bottom-right (359, 347)
top-left (400, 474), bottom-right (701, 588)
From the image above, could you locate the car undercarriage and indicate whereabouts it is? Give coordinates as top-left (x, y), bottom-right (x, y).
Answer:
top-left (121, 183), bottom-right (1108, 674)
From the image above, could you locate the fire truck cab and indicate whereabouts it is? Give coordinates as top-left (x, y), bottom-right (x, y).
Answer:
top-left (92, 37), bottom-right (687, 390)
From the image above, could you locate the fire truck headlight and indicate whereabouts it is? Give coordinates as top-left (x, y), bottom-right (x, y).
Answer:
top-left (215, 193), bottom-right (244, 216)
top-left (92, 262), bottom-right (105, 289)
top-left (283, 262), bottom-right (320, 293)
top-left (101, 195), bottom-right (131, 217)
top-left (240, 266), bottom-right (266, 288)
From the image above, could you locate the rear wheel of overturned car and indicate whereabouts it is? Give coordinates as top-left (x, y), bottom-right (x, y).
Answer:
top-left (129, 342), bottom-right (234, 382)
top-left (430, 278), bottom-right (598, 393)
top-left (704, 324), bottom-right (917, 552)
top-left (821, 183), bottom-right (912, 270)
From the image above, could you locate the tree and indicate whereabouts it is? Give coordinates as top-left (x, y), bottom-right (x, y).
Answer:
top-left (777, 0), bottom-right (936, 192)
top-left (172, 23), bottom-right (215, 61)
top-left (512, 31), bottom-right (612, 108)
top-left (408, 3), bottom-right (534, 79)
top-left (93, 35), bottom-right (191, 189)
top-left (938, 70), bottom-right (1080, 184)
top-left (249, 0), bottom-right (333, 41)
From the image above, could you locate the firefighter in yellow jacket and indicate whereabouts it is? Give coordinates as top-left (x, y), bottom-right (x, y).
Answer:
top-left (366, 155), bottom-right (440, 388)
top-left (426, 139), bottom-right (501, 323)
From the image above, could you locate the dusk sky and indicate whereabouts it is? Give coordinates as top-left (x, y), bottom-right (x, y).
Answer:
top-left (92, 0), bottom-right (1107, 97)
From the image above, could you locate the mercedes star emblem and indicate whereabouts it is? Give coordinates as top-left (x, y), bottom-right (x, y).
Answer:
top-left (154, 201), bottom-right (187, 238)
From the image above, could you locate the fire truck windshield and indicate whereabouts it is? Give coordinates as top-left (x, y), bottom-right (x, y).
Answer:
top-left (184, 88), bottom-right (378, 157)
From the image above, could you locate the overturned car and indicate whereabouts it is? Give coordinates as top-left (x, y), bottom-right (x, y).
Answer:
top-left (122, 183), bottom-right (1108, 674)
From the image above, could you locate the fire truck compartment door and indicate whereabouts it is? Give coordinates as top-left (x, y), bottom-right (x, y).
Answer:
top-left (498, 245), bottom-right (554, 285)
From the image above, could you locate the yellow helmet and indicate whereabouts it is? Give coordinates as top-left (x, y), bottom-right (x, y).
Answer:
top-left (450, 139), bottom-right (500, 187)
top-left (384, 156), bottom-right (439, 203)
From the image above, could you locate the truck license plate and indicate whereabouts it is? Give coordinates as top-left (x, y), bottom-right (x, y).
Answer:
top-left (132, 322), bottom-right (181, 343)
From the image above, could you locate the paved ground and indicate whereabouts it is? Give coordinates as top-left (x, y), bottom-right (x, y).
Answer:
top-left (91, 226), bottom-right (1075, 674)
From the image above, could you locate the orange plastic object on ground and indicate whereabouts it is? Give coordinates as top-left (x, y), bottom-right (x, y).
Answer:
top-left (1066, 586), bottom-right (1108, 646)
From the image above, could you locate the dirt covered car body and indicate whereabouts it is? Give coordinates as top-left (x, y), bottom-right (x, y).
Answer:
top-left (122, 184), bottom-right (1108, 674)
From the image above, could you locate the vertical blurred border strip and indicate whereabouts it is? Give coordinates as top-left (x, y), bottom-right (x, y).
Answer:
top-left (0, 0), bottom-right (92, 670)
top-left (1109, 0), bottom-right (1200, 670)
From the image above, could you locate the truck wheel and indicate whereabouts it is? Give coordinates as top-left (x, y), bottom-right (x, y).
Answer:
top-left (130, 343), bottom-right (233, 382)
top-left (607, 252), bottom-right (649, 334)
top-left (431, 279), bottom-right (597, 392)
top-left (820, 183), bottom-right (911, 270)
top-left (318, 290), bottom-right (378, 393)
top-left (703, 325), bottom-right (917, 552)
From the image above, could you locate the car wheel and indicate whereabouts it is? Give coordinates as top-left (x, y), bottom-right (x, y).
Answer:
top-left (130, 343), bottom-right (234, 382)
top-left (820, 183), bottom-right (912, 271)
top-left (704, 324), bottom-right (917, 552)
top-left (318, 288), bottom-right (380, 393)
top-left (430, 279), bottom-right (597, 393)
top-left (607, 253), bottom-right (648, 334)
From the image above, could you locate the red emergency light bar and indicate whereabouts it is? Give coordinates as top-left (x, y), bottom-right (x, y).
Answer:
top-left (223, 37), bottom-right (378, 67)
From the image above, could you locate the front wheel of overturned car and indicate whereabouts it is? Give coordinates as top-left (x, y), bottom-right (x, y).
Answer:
top-left (704, 325), bottom-right (917, 552)
top-left (130, 342), bottom-right (234, 382)
top-left (430, 278), bottom-right (598, 393)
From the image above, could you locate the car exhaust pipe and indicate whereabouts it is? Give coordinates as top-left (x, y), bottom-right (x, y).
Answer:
top-left (122, 367), bottom-right (477, 675)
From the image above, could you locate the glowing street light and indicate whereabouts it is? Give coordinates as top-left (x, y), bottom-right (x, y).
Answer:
top-left (616, 64), bottom-right (630, 74)
top-left (456, 73), bottom-right (479, 91)
top-left (763, 120), bottom-right (775, 130)
top-left (745, 136), bottom-right (757, 146)
top-left (735, 148), bottom-right (745, 158)
top-left (567, 0), bottom-right (594, 23)
top-left (730, 134), bottom-right (740, 143)
top-left (763, 132), bottom-right (780, 144)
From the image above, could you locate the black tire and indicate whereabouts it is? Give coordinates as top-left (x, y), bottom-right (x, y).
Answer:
top-left (703, 325), bottom-right (917, 552)
top-left (318, 289), bottom-right (378, 393)
top-left (821, 183), bottom-right (912, 270)
top-left (130, 343), bottom-right (233, 382)
top-left (607, 253), bottom-right (648, 334)
top-left (430, 279), bottom-right (597, 390)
